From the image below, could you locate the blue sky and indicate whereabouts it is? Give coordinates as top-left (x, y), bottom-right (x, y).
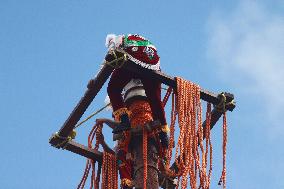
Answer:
top-left (0, 0), bottom-right (283, 188)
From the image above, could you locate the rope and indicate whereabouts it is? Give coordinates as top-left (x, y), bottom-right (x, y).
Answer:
top-left (215, 92), bottom-right (236, 113)
top-left (143, 126), bottom-right (148, 189)
top-left (101, 152), bottom-right (118, 189)
top-left (77, 123), bottom-right (102, 189)
top-left (205, 103), bottom-right (213, 188)
top-left (165, 77), bottom-right (214, 189)
top-left (75, 103), bottom-right (111, 129)
top-left (218, 112), bottom-right (227, 189)
top-left (104, 51), bottom-right (128, 69)
top-left (53, 130), bottom-right (76, 149)
top-left (162, 87), bottom-right (172, 107)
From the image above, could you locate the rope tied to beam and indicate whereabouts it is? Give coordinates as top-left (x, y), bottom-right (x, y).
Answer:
top-left (75, 103), bottom-right (111, 129)
top-left (104, 50), bottom-right (128, 69)
top-left (215, 92), bottom-right (236, 113)
top-left (52, 130), bottom-right (77, 149)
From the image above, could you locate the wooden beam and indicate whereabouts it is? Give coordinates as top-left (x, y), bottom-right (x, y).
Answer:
top-left (51, 64), bottom-right (114, 140)
top-left (49, 134), bottom-right (103, 163)
top-left (202, 108), bottom-right (224, 138)
top-left (121, 61), bottom-right (235, 111)
top-left (50, 52), bottom-right (235, 175)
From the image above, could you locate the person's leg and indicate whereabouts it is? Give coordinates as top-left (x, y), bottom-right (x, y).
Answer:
top-left (117, 150), bottom-right (134, 189)
top-left (140, 78), bottom-right (166, 125)
top-left (140, 77), bottom-right (169, 148)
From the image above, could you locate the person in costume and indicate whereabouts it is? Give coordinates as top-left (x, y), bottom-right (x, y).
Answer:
top-left (97, 77), bottom-right (170, 189)
top-left (105, 34), bottom-right (169, 139)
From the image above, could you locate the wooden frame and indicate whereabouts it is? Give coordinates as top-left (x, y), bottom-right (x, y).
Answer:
top-left (49, 55), bottom-right (236, 163)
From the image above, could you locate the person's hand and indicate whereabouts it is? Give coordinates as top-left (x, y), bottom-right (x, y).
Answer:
top-left (96, 118), bottom-right (105, 125)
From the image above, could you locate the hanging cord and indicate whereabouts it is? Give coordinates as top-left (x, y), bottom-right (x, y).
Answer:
top-left (101, 151), bottom-right (118, 189)
top-left (205, 103), bottom-right (213, 189)
top-left (218, 112), bottom-right (227, 189)
top-left (77, 123), bottom-right (102, 189)
top-left (75, 103), bottom-right (111, 129)
top-left (143, 126), bottom-right (148, 189)
top-left (167, 77), bottom-right (214, 189)
top-left (215, 93), bottom-right (228, 189)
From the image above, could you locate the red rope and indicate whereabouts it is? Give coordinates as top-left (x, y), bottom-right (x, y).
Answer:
top-left (143, 126), bottom-right (148, 189)
top-left (77, 123), bottom-right (102, 189)
top-left (218, 112), bottom-right (227, 189)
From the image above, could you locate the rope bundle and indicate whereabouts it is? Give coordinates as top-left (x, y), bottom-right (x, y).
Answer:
top-left (101, 152), bottom-right (118, 189)
top-left (78, 123), bottom-right (118, 189)
top-left (77, 123), bottom-right (101, 189)
top-left (166, 77), bottom-right (216, 189)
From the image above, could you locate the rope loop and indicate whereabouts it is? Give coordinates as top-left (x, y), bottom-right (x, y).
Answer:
top-left (215, 92), bottom-right (236, 113)
top-left (215, 93), bottom-right (227, 113)
top-left (52, 130), bottom-right (76, 149)
top-left (104, 50), bottom-right (128, 69)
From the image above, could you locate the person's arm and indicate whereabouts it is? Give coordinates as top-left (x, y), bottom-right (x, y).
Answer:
top-left (96, 118), bottom-right (119, 130)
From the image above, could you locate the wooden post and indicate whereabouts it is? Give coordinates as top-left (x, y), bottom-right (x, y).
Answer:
top-left (131, 137), bottom-right (160, 189)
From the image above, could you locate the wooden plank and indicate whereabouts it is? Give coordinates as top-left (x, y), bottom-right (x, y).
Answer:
top-left (65, 141), bottom-right (103, 163)
top-left (53, 64), bottom-right (114, 139)
top-left (122, 61), bottom-right (235, 111)
top-left (49, 134), bottom-right (103, 163)
top-left (202, 108), bottom-right (224, 138)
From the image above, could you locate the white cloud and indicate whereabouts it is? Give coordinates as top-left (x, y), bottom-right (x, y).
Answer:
top-left (206, 1), bottom-right (284, 136)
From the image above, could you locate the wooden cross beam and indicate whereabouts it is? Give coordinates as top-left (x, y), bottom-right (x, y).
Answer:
top-left (49, 52), bottom-right (236, 162)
